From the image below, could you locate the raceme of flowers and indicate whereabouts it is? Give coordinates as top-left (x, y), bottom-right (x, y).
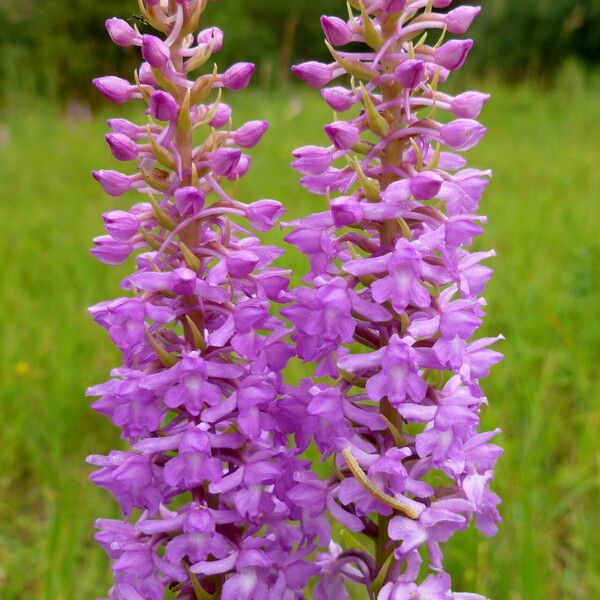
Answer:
top-left (283, 0), bottom-right (503, 598)
top-left (88, 1), bottom-right (324, 598)
top-left (88, 0), bottom-right (503, 599)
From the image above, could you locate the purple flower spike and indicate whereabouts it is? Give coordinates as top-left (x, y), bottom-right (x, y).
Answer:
top-left (287, 1), bottom-right (501, 598)
top-left (89, 2), bottom-right (319, 598)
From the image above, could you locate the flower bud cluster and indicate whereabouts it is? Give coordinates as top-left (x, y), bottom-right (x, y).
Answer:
top-left (285, 1), bottom-right (502, 597)
top-left (89, 2), bottom-right (321, 598)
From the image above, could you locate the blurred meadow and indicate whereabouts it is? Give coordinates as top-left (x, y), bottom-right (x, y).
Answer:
top-left (1, 1), bottom-right (600, 600)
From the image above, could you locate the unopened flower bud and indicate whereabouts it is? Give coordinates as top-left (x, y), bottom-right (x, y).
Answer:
top-left (92, 170), bottom-right (138, 196)
top-left (247, 200), bottom-right (285, 231)
top-left (451, 92), bottom-right (490, 119)
top-left (148, 91), bottom-right (179, 122)
top-left (292, 146), bottom-right (332, 176)
top-left (139, 62), bottom-right (158, 87)
top-left (324, 121), bottom-right (360, 149)
top-left (321, 86), bottom-right (356, 111)
top-left (142, 35), bottom-right (171, 69)
top-left (445, 6), bottom-right (481, 35)
top-left (234, 120), bottom-right (269, 148)
top-left (435, 39), bottom-right (473, 71)
top-left (105, 133), bottom-right (139, 161)
top-left (395, 59), bottom-right (426, 89)
top-left (232, 154), bottom-right (251, 179)
top-left (292, 62), bottom-right (334, 88)
top-left (174, 186), bottom-right (205, 215)
top-left (93, 76), bottom-right (134, 104)
top-left (108, 118), bottom-right (142, 138)
top-left (128, 267), bottom-right (197, 295)
top-left (91, 235), bottom-right (133, 265)
top-left (440, 119), bottom-right (487, 150)
top-left (321, 16), bottom-right (353, 46)
top-left (209, 148), bottom-right (241, 177)
top-left (198, 27), bottom-right (224, 52)
top-left (105, 18), bottom-right (139, 47)
top-left (208, 103), bottom-right (232, 128)
top-left (432, 0), bottom-right (454, 7)
top-left (103, 210), bottom-right (141, 241)
top-left (221, 62), bottom-right (255, 90)
top-left (425, 62), bottom-right (449, 85)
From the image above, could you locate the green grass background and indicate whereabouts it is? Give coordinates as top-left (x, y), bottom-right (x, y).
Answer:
top-left (0, 78), bottom-right (599, 599)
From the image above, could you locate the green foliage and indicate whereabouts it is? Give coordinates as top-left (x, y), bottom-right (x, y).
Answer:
top-left (0, 81), bottom-right (599, 599)
top-left (466, 0), bottom-right (600, 79)
top-left (1, 0), bottom-right (599, 101)
top-left (0, 0), bottom-right (134, 100)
